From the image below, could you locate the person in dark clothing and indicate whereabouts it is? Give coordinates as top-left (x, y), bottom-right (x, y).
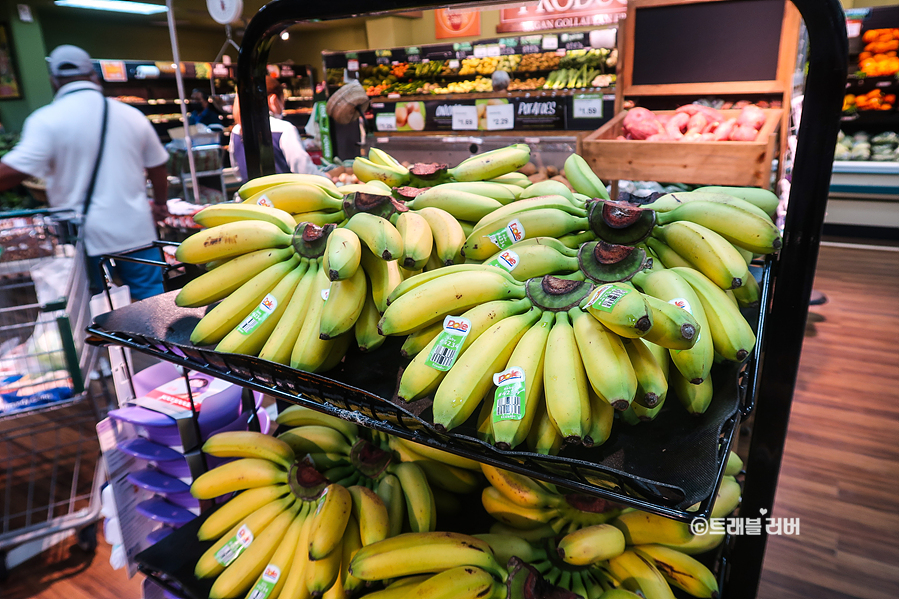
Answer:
top-left (189, 89), bottom-right (222, 127)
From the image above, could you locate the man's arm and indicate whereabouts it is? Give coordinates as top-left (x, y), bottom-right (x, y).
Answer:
top-left (279, 124), bottom-right (324, 176)
top-left (146, 163), bottom-right (169, 223)
top-left (0, 162), bottom-right (30, 192)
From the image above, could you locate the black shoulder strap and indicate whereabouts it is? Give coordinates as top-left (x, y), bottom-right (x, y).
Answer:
top-left (82, 96), bottom-right (110, 217)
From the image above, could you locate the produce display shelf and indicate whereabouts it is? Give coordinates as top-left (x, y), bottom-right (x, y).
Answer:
top-left (831, 160), bottom-right (899, 196)
top-left (365, 87), bottom-right (614, 102)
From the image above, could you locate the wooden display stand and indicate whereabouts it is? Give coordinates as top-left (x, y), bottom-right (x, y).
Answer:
top-left (581, 0), bottom-right (801, 189)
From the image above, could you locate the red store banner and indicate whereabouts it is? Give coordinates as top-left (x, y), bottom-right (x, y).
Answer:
top-left (497, 0), bottom-right (628, 33)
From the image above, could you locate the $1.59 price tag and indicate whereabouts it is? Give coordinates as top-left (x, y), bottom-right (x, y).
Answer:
top-left (452, 105), bottom-right (479, 131)
top-left (573, 94), bottom-right (603, 119)
top-left (486, 103), bottom-right (514, 131)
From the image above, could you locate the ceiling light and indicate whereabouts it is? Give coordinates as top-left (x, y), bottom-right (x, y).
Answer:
top-left (53, 0), bottom-right (168, 15)
top-left (280, 31), bottom-right (290, 41)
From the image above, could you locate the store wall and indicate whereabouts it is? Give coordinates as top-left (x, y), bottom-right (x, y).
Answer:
top-left (271, 20), bottom-right (369, 78)
top-left (0, 2), bottom-right (54, 133)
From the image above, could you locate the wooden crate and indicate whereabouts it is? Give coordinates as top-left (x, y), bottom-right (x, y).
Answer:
top-left (581, 108), bottom-right (782, 187)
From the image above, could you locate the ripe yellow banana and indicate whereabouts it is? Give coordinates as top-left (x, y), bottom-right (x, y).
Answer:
top-left (176, 221), bottom-right (292, 265)
top-left (693, 185), bottom-right (779, 218)
top-left (432, 308), bottom-right (541, 431)
top-left (305, 534), bottom-right (343, 597)
top-left (323, 228), bottom-right (362, 282)
top-left (449, 143), bottom-right (530, 182)
top-left (193, 203), bottom-right (297, 235)
top-left (406, 188), bottom-right (503, 222)
top-left (202, 431), bottom-right (296, 470)
top-left (472, 533), bottom-right (544, 564)
top-left (375, 474), bottom-right (406, 539)
top-left (416, 207), bottom-right (466, 266)
top-left (606, 550), bottom-right (676, 599)
top-left (278, 425), bottom-right (353, 456)
top-left (238, 174), bottom-right (338, 200)
top-left (584, 387), bottom-right (615, 447)
top-left (633, 545), bottom-right (719, 598)
top-left (557, 523), bottom-right (627, 566)
top-left (340, 514), bottom-right (365, 595)
top-left (276, 405), bottom-right (358, 441)
top-left (712, 475), bottom-right (742, 519)
top-left (390, 442), bottom-right (481, 495)
top-left (480, 463), bottom-right (559, 509)
top-left (290, 268), bottom-right (336, 372)
top-left (570, 309), bottom-right (637, 411)
top-left (216, 260), bottom-right (307, 356)
top-left (359, 248), bottom-right (403, 313)
top-left (611, 511), bottom-right (692, 546)
top-left (308, 484), bottom-right (352, 560)
top-left (355, 289), bottom-right (386, 352)
top-left (244, 183), bottom-right (344, 214)
top-left (353, 156), bottom-right (410, 188)
top-left (347, 485), bottom-right (389, 546)
top-left (243, 505), bottom-right (308, 599)
top-left (473, 196), bottom-right (584, 230)
top-left (191, 458), bottom-right (289, 500)
top-left (670, 367), bottom-right (714, 414)
top-left (395, 211), bottom-right (433, 271)
top-left (198, 484), bottom-right (290, 542)
top-left (463, 209), bottom-right (589, 262)
top-left (277, 513), bottom-right (315, 599)
top-left (435, 181), bottom-right (518, 203)
top-left (481, 486), bottom-right (558, 530)
top-left (400, 320), bottom-right (443, 358)
top-left (645, 237), bottom-right (694, 270)
top-left (392, 438), bottom-right (482, 471)
top-left (640, 293), bottom-right (700, 350)
top-left (319, 264), bottom-right (367, 340)
top-left (652, 222), bottom-right (749, 290)
top-left (387, 264), bottom-right (518, 306)
top-left (407, 565), bottom-right (499, 599)
top-left (543, 311), bottom-right (592, 442)
top-left (582, 283), bottom-right (654, 339)
top-left (344, 213), bottom-right (404, 260)
top-left (624, 338), bottom-right (668, 408)
top-left (257, 260), bottom-right (320, 365)
top-left (656, 200), bottom-right (782, 254)
top-left (484, 239), bottom-right (580, 281)
top-left (526, 399), bottom-right (564, 455)
top-left (176, 247), bottom-right (295, 308)
top-left (190, 255), bottom-right (300, 346)
top-left (390, 462), bottom-right (434, 533)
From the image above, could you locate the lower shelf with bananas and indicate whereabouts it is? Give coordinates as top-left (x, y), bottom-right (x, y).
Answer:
top-left (134, 415), bottom-right (744, 599)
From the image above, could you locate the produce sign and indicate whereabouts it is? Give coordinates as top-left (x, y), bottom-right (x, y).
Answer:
top-left (370, 97), bottom-right (566, 131)
top-left (498, 0), bottom-right (628, 33)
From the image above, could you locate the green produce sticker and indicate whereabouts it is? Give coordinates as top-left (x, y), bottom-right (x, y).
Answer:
top-left (486, 249), bottom-right (520, 272)
top-left (248, 564), bottom-right (281, 599)
top-left (493, 366), bottom-right (525, 422)
top-left (585, 284), bottom-right (630, 313)
top-left (424, 315), bottom-right (472, 371)
top-left (237, 294), bottom-right (278, 335)
top-left (487, 219), bottom-right (526, 250)
top-left (215, 524), bottom-right (254, 567)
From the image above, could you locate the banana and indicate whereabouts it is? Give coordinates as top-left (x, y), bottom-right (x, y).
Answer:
top-left (458, 220), bottom-right (476, 237)
top-left (633, 545), bottom-right (719, 598)
top-left (202, 431), bottom-right (296, 470)
top-left (725, 451), bottom-right (743, 476)
top-left (319, 332), bottom-right (352, 372)
top-left (489, 171), bottom-right (531, 187)
top-left (570, 309), bottom-right (637, 411)
top-left (360, 248), bottom-right (403, 313)
top-left (543, 311), bottom-right (591, 442)
top-left (433, 308), bottom-right (541, 431)
top-left (375, 474), bottom-right (406, 538)
top-left (492, 311), bottom-right (553, 449)
top-left (645, 237), bottom-right (694, 270)
top-left (319, 264), bottom-right (367, 340)
top-left (278, 425), bottom-right (353, 456)
top-left (659, 530), bottom-right (725, 556)
top-left (406, 188), bottom-right (503, 223)
top-left (243, 506), bottom-right (308, 599)
top-left (564, 153), bottom-right (610, 200)
top-left (349, 532), bottom-right (506, 581)
top-left (305, 535), bottom-right (343, 597)
top-left (582, 283), bottom-right (653, 339)
top-left (473, 533), bottom-right (544, 564)
top-left (361, 578), bottom-right (431, 599)
top-left (387, 264), bottom-right (518, 306)
top-left (670, 368), bottom-right (714, 414)
top-left (245, 183), bottom-right (344, 214)
top-left (557, 524), bottom-right (627, 566)
top-left (434, 182), bottom-right (518, 203)
top-left (472, 196), bottom-right (586, 230)
top-left (401, 320), bottom-right (443, 358)
top-left (606, 550), bottom-right (676, 599)
top-left (416, 207), bottom-right (466, 266)
top-left (190, 256), bottom-right (300, 346)
top-left (290, 268), bottom-right (336, 372)
top-left (193, 203), bottom-right (296, 236)
top-left (340, 514), bottom-right (365, 594)
top-left (584, 388), bottom-right (615, 447)
top-left (652, 222), bottom-right (749, 290)
top-left (238, 174), bottom-right (338, 200)
top-left (407, 565), bottom-right (499, 599)
top-left (480, 463), bottom-right (559, 509)
top-left (176, 221), bottom-right (292, 265)
top-left (624, 338), bottom-right (668, 408)
top-left (395, 212), bottom-right (434, 271)
top-left (323, 228), bottom-right (362, 281)
top-left (526, 400), bottom-right (564, 455)
top-left (344, 212), bottom-right (404, 260)
top-left (278, 514), bottom-right (315, 599)
top-left (347, 485), bottom-right (389, 546)
top-left (353, 156), bottom-right (410, 188)
top-left (611, 511), bottom-right (692, 546)
top-left (670, 267), bottom-right (756, 362)
top-left (191, 458), bottom-right (289, 500)
top-left (519, 180), bottom-right (575, 203)
top-left (463, 209), bottom-right (589, 262)
top-left (656, 201), bottom-right (782, 254)
top-left (484, 240), bottom-right (579, 281)
top-left (640, 293), bottom-right (701, 350)
top-left (176, 247), bottom-right (295, 308)
top-left (276, 405), bottom-right (358, 442)
top-left (392, 438), bottom-right (482, 471)
top-left (645, 191), bottom-right (772, 221)
top-left (210, 501), bottom-right (302, 599)
top-left (397, 298), bottom-right (533, 402)
top-left (308, 484), bottom-right (352, 560)
top-left (369, 147), bottom-right (406, 170)
top-left (379, 271), bottom-right (527, 336)
top-left (449, 144), bottom-right (531, 182)
top-left (481, 486), bottom-right (558, 530)
top-left (390, 441), bottom-right (481, 494)
top-left (732, 271), bottom-right (761, 308)
top-left (294, 210), bottom-right (348, 227)
top-left (712, 475), bottom-right (742, 518)
top-left (390, 462), bottom-right (434, 533)
top-left (356, 289), bottom-right (386, 352)
top-left (694, 186), bottom-right (779, 218)
top-left (258, 260), bottom-right (320, 365)
top-left (195, 494), bottom-right (295, 579)
top-left (338, 183), bottom-right (393, 196)
top-left (631, 270), bottom-right (714, 384)
top-left (216, 260), bottom-right (308, 356)
top-left (198, 484), bottom-right (290, 542)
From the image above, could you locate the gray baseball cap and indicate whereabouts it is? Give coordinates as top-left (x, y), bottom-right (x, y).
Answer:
top-left (47, 45), bottom-right (94, 77)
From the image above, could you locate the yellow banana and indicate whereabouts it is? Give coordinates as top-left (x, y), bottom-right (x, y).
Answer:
top-left (198, 484), bottom-right (290, 542)
top-left (582, 282), bottom-right (654, 339)
top-left (406, 188), bottom-right (503, 222)
top-left (652, 222), bottom-right (749, 290)
top-left (400, 320), bottom-right (443, 358)
top-left (606, 550), bottom-right (676, 599)
top-left (481, 486), bottom-right (558, 530)
top-left (290, 268), bottom-right (336, 372)
top-left (340, 513), bottom-right (365, 594)
top-left (387, 264), bottom-right (518, 306)
top-left (309, 484), bottom-right (352, 560)
top-left (712, 475), bottom-right (742, 519)
top-left (391, 441), bottom-right (481, 495)
top-left (406, 565), bottom-right (499, 599)
top-left (258, 260), bottom-right (319, 365)
top-left (435, 181), bottom-right (518, 203)
top-left (202, 431), bottom-right (296, 470)
top-left (543, 311), bottom-right (592, 442)
top-left (670, 368), bottom-right (714, 415)
top-left (359, 248), bottom-right (403, 313)
top-left (623, 338), bottom-right (668, 408)
top-left (392, 437), bottom-right (482, 471)
top-left (584, 388), bottom-right (615, 447)
top-left (375, 473), bottom-right (406, 539)
top-left (278, 513), bottom-right (315, 599)
top-left (193, 203), bottom-right (296, 235)
top-left (390, 462), bottom-right (434, 533)
top-left (611, 511), bottom-right (692, 546)
top-left (480, 463), bottom-right (559, 509)
top-left (238, 174), bottom-right (338, 200)
top-left (353, 156), bottom-right (410, 188)
top-left (395, 211), bottom-right (434, 271)
top-left (633, 545), bottom-right (719, 598)
top-left (323, 228), bottom-right (362, 282)
top-left (526, 400), bottom-right (564, 455)
top-left (347, 485), bottom-right (390, 546)
top-left (191, 458), bottom-right (288, 500)
top-left (449, 143), bottom-right (530, 182)
top-left (693, 186), bottom-right (779, 218)
top-left (276, 405), bottom-right (358, 442)
top-left (463, 209), bottom-right (589, 262)
top-left (416, 207), bottom-right (466, 266)
top-left (355, 289), bottom-right (386, 352)
top-left (294, 210), bottom-right (347, 227)
top-left (176, 247), bottom-right (295, 308)
top-left (645, 237), bottom-right (694, 270)
top-left (557, 524), bottom-right (627, 566)
top-left (244, 183), bottom-right (344, 214)
top-left (278, 425), bottom-right (353, 456)
top-left (176, 221), bottom-right (292, 265)
top-left (319, 264), bottom-right (367, 340)
top-left (570, 309), bottom-right (637, 411)
top-left (655, 200), bottom-right (782, 254)
top-left (305, 535), bottom-right (343, 597)
top-left (520, 179), bottom-right (575, 202)
top-left (344, 213), bottom-right (404, 261)
top-left (243, 505), bottom-right (308, 599)
top-left (640, 293), bottom-right (701, 350)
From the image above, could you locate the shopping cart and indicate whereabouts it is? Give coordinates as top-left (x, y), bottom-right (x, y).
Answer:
top-left (0, 209), bottom-right (105, 578)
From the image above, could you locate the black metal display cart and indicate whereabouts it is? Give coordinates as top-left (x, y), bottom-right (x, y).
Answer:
top-left (84, 1), bottom-right (847, 598)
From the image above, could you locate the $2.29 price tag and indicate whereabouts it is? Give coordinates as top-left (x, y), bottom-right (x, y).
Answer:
top-left (486, 103), bottom-right (514, 131)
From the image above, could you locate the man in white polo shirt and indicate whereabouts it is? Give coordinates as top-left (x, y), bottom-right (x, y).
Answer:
top-left (0, 45), bottom-right (170, 300)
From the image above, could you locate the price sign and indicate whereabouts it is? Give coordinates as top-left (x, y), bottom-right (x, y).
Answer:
top-left (347, 59), bottom-right (359, 72)
top-left (487, 45), bottom-right (501, 57)
top-left (449, 59), bottom-right (460, 69)
top-left (486, 103), bottom-right (515, 131)
top-left (522, 45), bottom-right (541, 54)
top-left (452, 105), bottom-right (479, 131)
top-left (573, 94), bottom-right (604, 119)
top-left (473, 46), bottom-right (488, 58)
top-left (408, 54), bottom-right (422, 63)
top-left (376, 57), bottom-right (391, 65)
top-left (542, 35), bottom-right (559, 50)
top-left (876, 80), bottom-right (892, 88)
top-left (376, 113), bottom-right (397, 131)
